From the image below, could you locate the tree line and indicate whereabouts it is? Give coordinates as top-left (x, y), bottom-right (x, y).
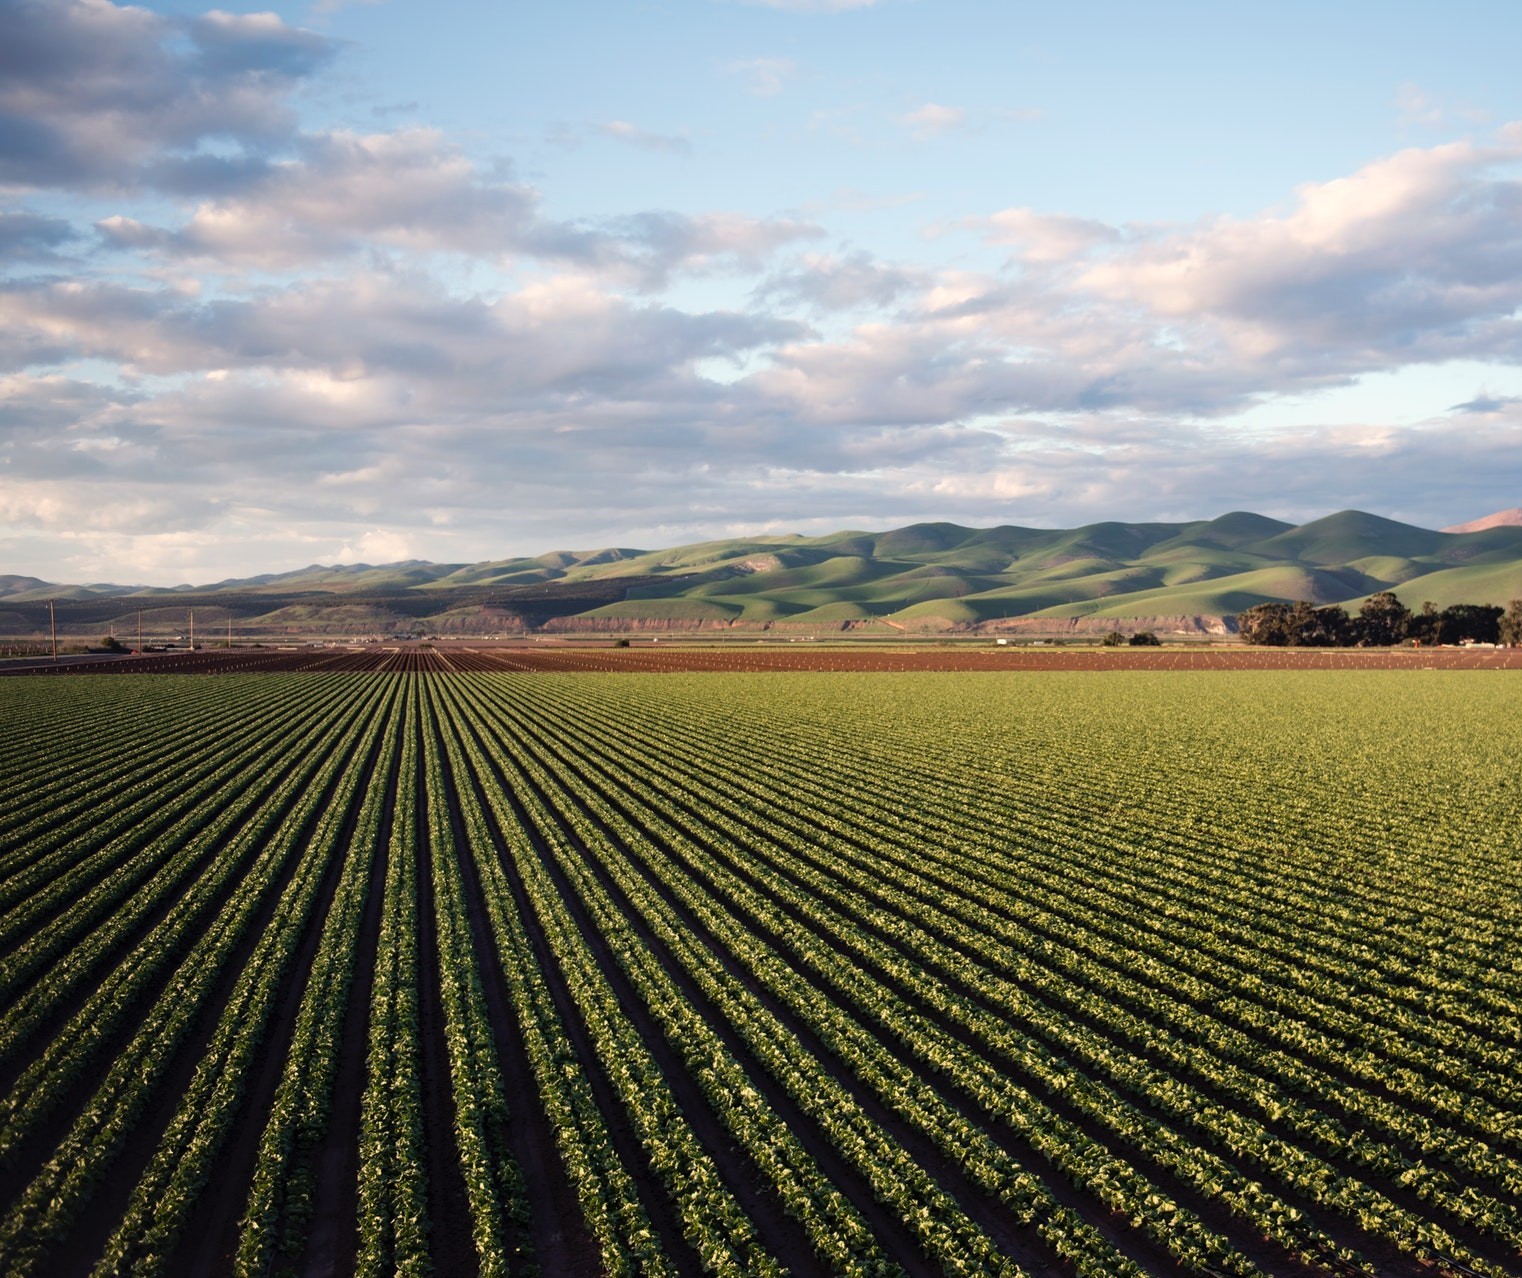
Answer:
top-left (1237, 593), bottom-right (1522, 647)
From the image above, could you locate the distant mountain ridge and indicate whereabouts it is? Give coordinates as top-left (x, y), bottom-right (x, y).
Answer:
top-left (1443, 507), bottom-right (1522, 534)
top-left (7, 509), bottom-right (1522, 637)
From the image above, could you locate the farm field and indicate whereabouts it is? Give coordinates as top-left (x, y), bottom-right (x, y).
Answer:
top-left (5, 642), bottom-right (1522, 676)
top-left (0, 670), bottom-right (1519, 1277)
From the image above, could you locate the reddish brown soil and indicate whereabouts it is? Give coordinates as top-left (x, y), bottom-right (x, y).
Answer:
top-left (6, 643), bottom-right (1521, 676)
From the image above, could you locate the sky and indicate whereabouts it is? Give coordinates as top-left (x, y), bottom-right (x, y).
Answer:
top-left (4, 0), bottom-right (1522, 584)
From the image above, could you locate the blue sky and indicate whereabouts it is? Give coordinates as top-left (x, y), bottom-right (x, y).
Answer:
top-left (4, 0), bottom-right (1522, 583)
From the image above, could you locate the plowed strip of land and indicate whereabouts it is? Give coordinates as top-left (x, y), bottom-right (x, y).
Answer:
top-left (6, 642), bottom-right (1521, 675)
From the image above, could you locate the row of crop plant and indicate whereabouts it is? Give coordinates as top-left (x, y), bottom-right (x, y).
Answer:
top-left (462, 676), bottom-right (1323, 1276)
top-left (588, 675), bottom-right (1522, 1106)
top-left (0, 678), bottom-right (366, 1010)
top-left (483, 671), bottom-right (1522, 1278)
top-left (0, 676), bottom-right (318, 893)
top-left (0, 677), bottom-right (393, 1273)
top-left (438, 674), bottom-right (1141, 1278)
top-left (1, 670), bottom-right (1518, 1278)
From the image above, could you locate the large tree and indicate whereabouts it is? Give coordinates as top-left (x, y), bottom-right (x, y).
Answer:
top-left (1409, 601), bottom-right (1440, 646)
top-left (1500, 599), bottom-right (1522, 646)
top-left (1355, 591), bottom-right (1410, 646)
top-left (1237, 600), bottom-right (1352, 646)
top-left (1438, 603), bottom-right (1504, 645)
top-left (1236, 602), bottom-right (1295, 645)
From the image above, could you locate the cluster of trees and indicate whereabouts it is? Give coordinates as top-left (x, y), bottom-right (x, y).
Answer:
top-left (1102, 630), bottom-right (1162, 647)
top-left (1237, 593), bottom-right (1522, 647)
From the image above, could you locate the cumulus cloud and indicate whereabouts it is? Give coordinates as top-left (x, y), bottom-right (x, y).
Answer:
top-left (0, 273), bottom-right (803, 399)
top-left (14, 122), bottom-right (1522, 569)
top-left (0, 209), bottom-right (81, 259)
top-left (977, 208), bottom-right (1120, 262)
top-left (12, 362), bottom-right (1519, 582)
top-left (107, 129), bottom-right (548, 267)
top-left (6, 0), bottom-right (1522, 581)
top-left (1075, 133), bottom-right (1522, 374)
top-left (754, 250), bottom-right (923, 312)
top-left (0, 0), bottom-right (334, 192)
top-left (87, 126), bottom-right (817, 284)
top-left (21, 113), bottom-right (1522, 435)
top-left (943, 129), bottom-right (1522, 412)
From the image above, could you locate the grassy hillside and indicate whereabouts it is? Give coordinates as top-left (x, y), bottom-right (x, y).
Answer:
top-left (11, 511), bottom-right (1522, 637)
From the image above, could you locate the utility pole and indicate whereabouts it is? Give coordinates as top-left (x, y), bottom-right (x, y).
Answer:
top-left (137, 608), bottom-right (142, 653)
top-left (49, 600), bottom-right (57, 663)
top-left (189, 609), bottom-right (195, 652)
top-left (227, 613), bottom-right (232, 649)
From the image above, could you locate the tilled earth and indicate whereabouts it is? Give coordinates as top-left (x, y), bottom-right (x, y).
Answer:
top-left (5, 642), bottom-right (1522, 675)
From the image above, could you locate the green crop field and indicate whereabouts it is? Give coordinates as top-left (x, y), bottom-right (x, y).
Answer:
top-left (0, 670), bottom-right (1519, 1277)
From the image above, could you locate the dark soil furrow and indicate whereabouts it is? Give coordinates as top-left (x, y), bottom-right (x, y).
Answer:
top-left (512, 732), bottom-right (1057, 1276)
top-left (299, 731), bottom-right (402, 1278)
top-left (24, 682), bottom-right (392, 1276)
top-left (429, 705), bottom-right (597, 1278)
top-left (637, 710), bottom-right (1522, 1257)
top-left (0, 683), bottom-right (375, 1100)
top-left (465, 717), bottom-right (860, 1278)
top-left (513, 679), bottom-right (1454, 1277)
top-left (672, 793), bottom-right (1409, 1277)
top-left (486, 681), bottom-right (1172, 1278)
top-left (176, 684), bottom-right (406, 1277)
top-left (441, 700), bottom-right (709, 1278)
top-left (414, 707), bottom-right (480, 1278)
top-left (0, 677), bottom-right (356, 950)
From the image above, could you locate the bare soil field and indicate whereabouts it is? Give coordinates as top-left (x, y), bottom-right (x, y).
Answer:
top-left (4, 643), bottom-right (1521, 675)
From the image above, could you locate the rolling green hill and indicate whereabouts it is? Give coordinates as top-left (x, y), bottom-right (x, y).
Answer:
top-left (10, 510), bottom-right (1522, 638)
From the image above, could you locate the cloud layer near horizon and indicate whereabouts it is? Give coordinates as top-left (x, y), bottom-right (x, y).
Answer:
top-left (3, 0), bottom-right (1522, 584)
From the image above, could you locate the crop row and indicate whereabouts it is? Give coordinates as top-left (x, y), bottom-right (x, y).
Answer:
top-left (0, 670), bottom-right (1516, 1278)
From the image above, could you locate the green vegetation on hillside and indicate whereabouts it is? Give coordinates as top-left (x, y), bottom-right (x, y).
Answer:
top-left (11, 510), bottom-right (1522, 636)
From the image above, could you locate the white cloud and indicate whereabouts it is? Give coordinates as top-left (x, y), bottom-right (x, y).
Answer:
top-left (6, 0), bottom-right (1522, 581)
top-left (19, 125), bottom-right (1522, 447)
top-left (896, 102), bottom-right (966, 140)
top-left (0, 0), bottom-right (334, 191)
top-left (978, 208), bottom-right (1119, 262)
top-left (725, 57), bottom-right (796, 97)
top-left (593, 120), bottom-right (693, 155)
top-left (89, 127), bottom-right (819, 284)
top-left (1074, 131), bottom-right (1522, 375)
top-left (754, 250), bottom-right (924, 311)
top-left (142, 128), bottom-right (545, 267)
top-left (1394, 82), bottom-right (1489, 131)
top-left (334, 529), bottom-right (415, 564)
